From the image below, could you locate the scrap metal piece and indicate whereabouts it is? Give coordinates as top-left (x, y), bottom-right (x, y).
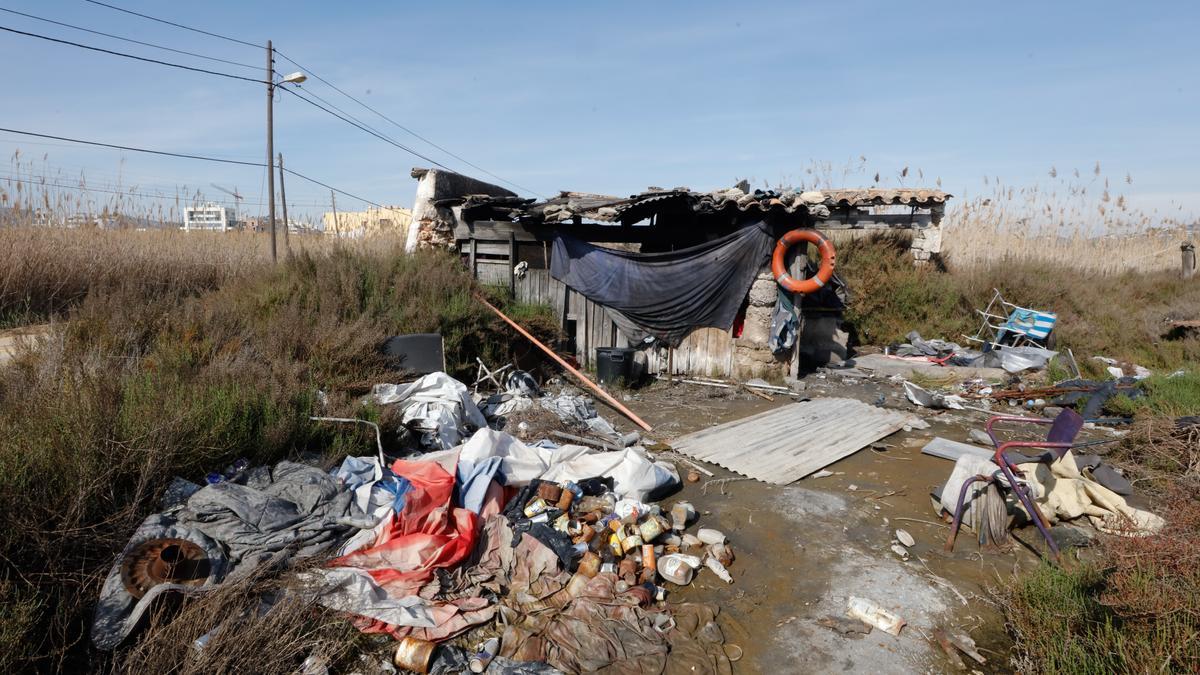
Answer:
top-left (119, 538), bottom-right (211, 599)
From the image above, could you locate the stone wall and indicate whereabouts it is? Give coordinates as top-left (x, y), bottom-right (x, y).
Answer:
top-left (404, 168), bottom-right (516, 252)
top-left (731, 268), bottom-right (791, 380)
top-left (910, 224), bottom-right (942, 265)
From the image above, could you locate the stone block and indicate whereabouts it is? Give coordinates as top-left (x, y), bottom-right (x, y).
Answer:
top-left (737, 304), bottom-right (774, 345)
top-left (747, 278), bottom-right (778, 307)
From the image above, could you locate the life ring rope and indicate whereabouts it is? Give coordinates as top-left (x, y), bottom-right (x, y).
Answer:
top-left (771, 228), bottom-right (835, 295)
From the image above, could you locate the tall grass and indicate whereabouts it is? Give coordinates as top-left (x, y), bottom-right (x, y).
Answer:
top-left (940, 172), bottom-right (1192, 275)
top-left (776, 158), bottom-right (1195, 275)
top-left (0, 228), bottom-right (291, 326)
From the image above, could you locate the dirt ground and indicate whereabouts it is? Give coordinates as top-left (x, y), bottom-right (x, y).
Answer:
top-left (592, 371), bottom-right (1119, 674)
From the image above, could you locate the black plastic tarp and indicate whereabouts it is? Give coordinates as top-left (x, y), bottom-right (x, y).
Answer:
top-left (550, 222), bottom-right (774, 346)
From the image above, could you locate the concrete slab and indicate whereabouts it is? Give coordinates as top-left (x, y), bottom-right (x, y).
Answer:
top-left (849, 353), bottom-right (1008, 382)
top-left (0, 324), bottom-right (51, 366)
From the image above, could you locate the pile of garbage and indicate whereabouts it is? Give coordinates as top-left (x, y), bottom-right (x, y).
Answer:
top-left (506, 481), bottom-right (735, 590)
top-left (92, 369), bottom-right (742, 673)
top-left (890, 331), bottom-right (1057, 374)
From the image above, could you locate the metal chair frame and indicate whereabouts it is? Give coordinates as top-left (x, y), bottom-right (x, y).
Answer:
top-left (962, 288), bottom-right (1054, 350)
top-left (944, 410), bottom-right (1084, 561)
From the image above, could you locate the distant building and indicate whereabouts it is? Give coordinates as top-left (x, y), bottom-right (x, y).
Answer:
top-left (242, 215), bottom-right (318, 235)
top-left (322, 205), bottom-right (412, 239)
top-left (184, 203), bottom-right (237, 232)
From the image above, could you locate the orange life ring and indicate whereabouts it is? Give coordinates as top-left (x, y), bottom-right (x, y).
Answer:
top-left (771, 228), bottom-right (835, 294)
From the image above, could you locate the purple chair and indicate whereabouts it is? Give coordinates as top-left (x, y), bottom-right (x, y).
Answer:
top-left (944, 408), bottom-right (1085, 560)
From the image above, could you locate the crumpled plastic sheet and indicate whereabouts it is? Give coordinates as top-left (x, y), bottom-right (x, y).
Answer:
top-left (459, 428), bottom-right (679, 502)
top-left (373, 372), bottom-right (487, 449)
top-left (968, 345), bottom-right (1058, 373)
top-left (903, 381), bottom-right (966, 410)
top-left (895, 331), bottom-right (963, 357)
top-left (325, 457), bottom-right (493, 642)
top-left (539, 392), bottom-right (619, 439)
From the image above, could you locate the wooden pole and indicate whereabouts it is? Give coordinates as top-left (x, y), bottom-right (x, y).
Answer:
top-left (330, 190), bottom-right (339, 239)
top-left (265, 40), bottom-right (277, 263)
top-left (477, 295), bottom-right (653, 432)
top-left (277, 153), bottom-right (289, 253)
top-left (1183, 241), bottom-right (1196, 280)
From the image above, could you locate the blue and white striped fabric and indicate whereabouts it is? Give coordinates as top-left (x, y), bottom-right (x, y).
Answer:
top-left (1003, 308), bottom-right (1056, 342)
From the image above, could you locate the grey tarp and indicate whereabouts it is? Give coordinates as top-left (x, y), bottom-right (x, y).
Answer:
top-left (550, 222), bottom-right (775, 346)
top-left (92, 461), bottom-right (370, 650)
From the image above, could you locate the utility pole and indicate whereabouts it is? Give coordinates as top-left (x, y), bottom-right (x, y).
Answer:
top-left (266, 39), bottom-right (277, 263)
top-left (278, 152), bottom-right (289, 253)
top-left (330, 190), bottom-right (339, 238)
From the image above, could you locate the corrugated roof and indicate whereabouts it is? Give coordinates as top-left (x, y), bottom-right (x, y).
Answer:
top-left (454, 185), bottom-right (951, 224)
top-left (820, 188), bottom-right (952, 207)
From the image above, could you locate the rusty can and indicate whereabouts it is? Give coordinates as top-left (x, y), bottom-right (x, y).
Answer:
top-left (641, 544), bottom-right (657, 573)
top-left (620, 533), bottom-right (644, 553)
top-left (608, 533), bottom-right (624, 557)
top-left (394, 636), bottom-right (437, 673)
top-left (577, 551), bottom-right (601, 578)
top-left (537, 482), bottom-right (563, 503)
top-left (618, 557), bottom-right (638, 581)
top-left (638, 515), bottom-right (668, 543)
top-left (556, 488), bottom-right (575, 511)
top-left (574, 523), bottom-right (596, 545)
top-left (553, 512), bottom-right (571, 532)
top-left (523, 497), bottom-right (549, 518)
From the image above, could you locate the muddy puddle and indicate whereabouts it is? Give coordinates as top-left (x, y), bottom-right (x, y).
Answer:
top-left (597, 375), bottom-right (1091, 673)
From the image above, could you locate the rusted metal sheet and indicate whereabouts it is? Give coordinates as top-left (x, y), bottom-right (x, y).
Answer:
top-left (671, 398), bottom-right (916, 484)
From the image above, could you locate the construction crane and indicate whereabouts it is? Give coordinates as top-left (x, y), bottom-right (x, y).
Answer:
top-left (210, 184), bottom-right (245, 229)
top-left (210, 184), bottom-right (244, 210)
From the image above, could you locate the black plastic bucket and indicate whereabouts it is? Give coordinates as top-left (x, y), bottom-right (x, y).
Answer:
top-left (595, 347), bottom-right (636, 386)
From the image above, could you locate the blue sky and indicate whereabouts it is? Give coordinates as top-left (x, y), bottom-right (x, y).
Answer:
top-left (0, 1), bottom-right (1196, 224)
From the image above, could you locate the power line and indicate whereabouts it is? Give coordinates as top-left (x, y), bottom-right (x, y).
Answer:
top-left (278, 85), bottom-right (454, 171)
top-left (0, 6), bottom-right (258, 70)
top-left (75, 1), bottom-right (538, 197)
top-left (0, 24), bottom-right (266, 84)
top-left (0, 127), bottom-right (382, 207)
top-left (0, 127), bottom-right (263, 167)
top-left (0, 174), bottom-right (331, 207)
top-left (283, 166), bottom-right (384, 209)
top-left (274, 48), bottom-right (543, 197)
top-left (81, 0), bottom-right (259, 50)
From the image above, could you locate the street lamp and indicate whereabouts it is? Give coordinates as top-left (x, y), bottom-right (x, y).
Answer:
top-left (266, 41), bottom-right (306, 263)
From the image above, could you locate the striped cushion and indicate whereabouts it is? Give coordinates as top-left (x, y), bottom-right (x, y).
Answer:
top-left (1004, 308), bottom-right (1056, 340)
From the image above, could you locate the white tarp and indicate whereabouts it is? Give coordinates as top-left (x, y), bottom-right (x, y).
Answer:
top-left (459, 428), bottom-right (678, 502)
top-left (373, 372), bottom-right (487, 449)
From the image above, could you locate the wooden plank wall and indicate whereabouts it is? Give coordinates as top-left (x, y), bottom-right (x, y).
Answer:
top-left (509, 269), bottom-right (738, 377)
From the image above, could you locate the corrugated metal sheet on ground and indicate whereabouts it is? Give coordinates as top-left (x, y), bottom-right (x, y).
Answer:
top-left (671, 398), bottom-right (917, 485)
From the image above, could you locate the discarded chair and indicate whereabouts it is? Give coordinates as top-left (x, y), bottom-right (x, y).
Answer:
top-left (964, 288), bottom-right (1057, 350)
top-left (944, 408), bottom-right (1085, 560)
